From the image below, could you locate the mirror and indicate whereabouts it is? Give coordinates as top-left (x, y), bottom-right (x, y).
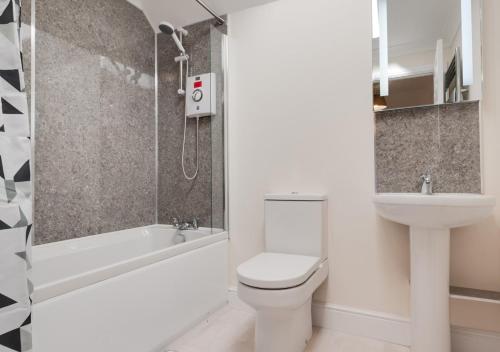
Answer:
top-left (372, 0), bottom-right (482, 111)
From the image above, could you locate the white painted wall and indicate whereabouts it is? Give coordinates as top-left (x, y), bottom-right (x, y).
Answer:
top-left (227, 0), bottom-right (411, 317)
top-left (227, 0), bottom-right (500, 331)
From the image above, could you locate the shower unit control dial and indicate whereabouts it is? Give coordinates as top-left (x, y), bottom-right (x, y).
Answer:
top-left (186, 73), bottom-right (216, 118)
top-left (192, 89), bottom-right (203, 102)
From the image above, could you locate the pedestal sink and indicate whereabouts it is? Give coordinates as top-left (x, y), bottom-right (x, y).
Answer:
top-left (374, 193), bottom-right (496, 352)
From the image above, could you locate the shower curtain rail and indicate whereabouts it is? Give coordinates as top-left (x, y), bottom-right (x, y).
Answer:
top-left (194, 0), bottom-right (225, 25)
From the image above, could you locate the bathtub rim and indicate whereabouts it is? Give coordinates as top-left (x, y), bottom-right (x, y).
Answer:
top-left (32, 225), bottom-right (228, 304)
top-left (33, 224), bottom-right (223, 259)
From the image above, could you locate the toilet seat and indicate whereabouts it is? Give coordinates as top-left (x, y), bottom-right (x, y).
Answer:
top-left (237, 252), bottom-right (320, 289)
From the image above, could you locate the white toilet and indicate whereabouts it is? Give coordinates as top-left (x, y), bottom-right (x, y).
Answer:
top-left (237, 193), bottom-right (329, 352)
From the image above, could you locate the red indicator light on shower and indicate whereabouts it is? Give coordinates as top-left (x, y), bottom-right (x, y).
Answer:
top-left (194, 81), bottom-right (202, 88)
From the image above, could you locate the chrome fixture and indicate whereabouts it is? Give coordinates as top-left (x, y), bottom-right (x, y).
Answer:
top-left (159, 20), bottom-right (201, 180)
top-left (159, 20), bottom-right (206, 181)
top-left (194, 0), bottom-right (225, 26)
top-left (159, 21), bottom-right (187, 54)
top-left (172, 217), bottom-right (199, 230)
top-left (420, 171), bottom-right (433, 195)
top-left (158, 21), bottom-right (189, 96)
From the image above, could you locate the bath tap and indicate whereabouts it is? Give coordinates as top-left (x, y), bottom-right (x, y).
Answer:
top-left (171, 217), bottom-right (181, 228)
top-left (420, 171), bottom-right (433, 195)
top-left (171, 217), bottom-right (199, 230)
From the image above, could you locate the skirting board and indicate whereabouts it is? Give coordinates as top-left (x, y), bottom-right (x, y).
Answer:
top-left (311, 302), bottom-right (411, 346)
top-left (227, 288), bottom-right (500, 352)
top-left (312, 302), bottom-right (500, 352)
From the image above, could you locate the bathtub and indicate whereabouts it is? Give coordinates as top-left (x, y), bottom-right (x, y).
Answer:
top-left (31, 225), bottom-right (229, 352)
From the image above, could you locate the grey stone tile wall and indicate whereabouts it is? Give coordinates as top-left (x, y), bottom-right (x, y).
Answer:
top-left (157, 20), bottom-right (226, 229)
top-left (375, 101), bottom-right (481, 193)
top-left (27, 2), bottom-right (225, 243)
top-left (33, 0), bottom-right (156, 244)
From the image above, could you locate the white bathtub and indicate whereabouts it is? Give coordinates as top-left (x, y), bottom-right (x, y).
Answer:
top-left (31, 225), bottom-right (229, 352)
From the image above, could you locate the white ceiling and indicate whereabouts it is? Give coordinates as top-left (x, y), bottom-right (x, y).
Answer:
top-left (374, 0), bottom-right (461, 56)
top-left (128, 0), bottom-right (277, 32)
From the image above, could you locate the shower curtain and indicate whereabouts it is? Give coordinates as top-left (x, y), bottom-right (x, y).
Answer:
top-left (0, 0), bottom-right (33, 351)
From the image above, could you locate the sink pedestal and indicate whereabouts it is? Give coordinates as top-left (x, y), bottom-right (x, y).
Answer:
top-left (410, 227), bottom-right (450, 352)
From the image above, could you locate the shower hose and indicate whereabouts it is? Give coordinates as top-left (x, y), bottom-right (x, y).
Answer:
top-left (181, 58), bottom-right (200, 180)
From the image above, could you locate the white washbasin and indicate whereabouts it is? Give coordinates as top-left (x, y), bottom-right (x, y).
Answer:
top-left (373, 192), bottom-right (495, 352)
top-left (374, 193), bottom-right (496, 229)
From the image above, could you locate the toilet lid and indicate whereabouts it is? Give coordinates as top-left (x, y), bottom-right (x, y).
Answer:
top-left (237, 253), bottom-right (321, 289)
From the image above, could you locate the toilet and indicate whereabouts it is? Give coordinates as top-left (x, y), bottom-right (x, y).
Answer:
top-left (237, 193), bottom-right (329, 352)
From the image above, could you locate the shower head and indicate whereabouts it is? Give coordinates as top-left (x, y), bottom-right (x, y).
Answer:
top-left (159, 21), bottom-right (175, 35)
top-left (159, 21), bottom-right (186, 54)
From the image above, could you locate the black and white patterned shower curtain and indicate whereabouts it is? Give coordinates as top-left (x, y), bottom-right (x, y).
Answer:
top-left (0, 0), bottom-right (33, 351)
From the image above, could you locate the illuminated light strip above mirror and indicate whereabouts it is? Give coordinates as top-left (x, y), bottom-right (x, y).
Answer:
top-left (461, 0), bottom-right (473, 86)
top-left (372, 0), bottom-right (379, 39)
top-left (378, 0), bottom-right (388, 97)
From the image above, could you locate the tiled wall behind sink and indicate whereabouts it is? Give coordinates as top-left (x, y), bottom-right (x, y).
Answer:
top-left (375, 101), bottom-right (481, 193)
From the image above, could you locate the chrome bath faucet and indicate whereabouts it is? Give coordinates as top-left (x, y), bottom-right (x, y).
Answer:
top-left (172, 217), bottom-right (199, 230)
top-left (420, 171), bottom-right (433, 195)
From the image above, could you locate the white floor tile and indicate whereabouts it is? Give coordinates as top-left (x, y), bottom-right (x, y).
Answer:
top-left (166, 298), bottom-right (409, 352)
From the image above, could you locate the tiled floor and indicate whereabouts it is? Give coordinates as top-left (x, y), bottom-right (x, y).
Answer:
top-left (166, 297), bottom-right (409, 352)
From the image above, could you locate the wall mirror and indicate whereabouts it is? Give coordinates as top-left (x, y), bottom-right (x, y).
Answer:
top-left (372, 0), bottom-right (483, 111)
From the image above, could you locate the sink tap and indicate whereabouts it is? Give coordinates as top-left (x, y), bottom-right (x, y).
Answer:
top-left (420, 171), bottom-right (433, 195)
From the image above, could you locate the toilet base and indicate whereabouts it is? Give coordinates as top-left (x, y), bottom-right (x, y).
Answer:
top-left (238, 260), bottom-right (329, 352)
top-left (255, 297), bottom-right (312, 352)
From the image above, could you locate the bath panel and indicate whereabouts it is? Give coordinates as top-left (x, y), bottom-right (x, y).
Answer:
top-left (31, 225), bottom-right (228, 352)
